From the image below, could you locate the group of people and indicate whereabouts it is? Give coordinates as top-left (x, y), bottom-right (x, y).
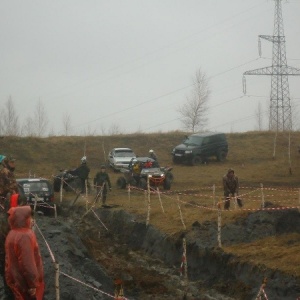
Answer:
top-left (71, 156), bottom-right (112, 206)
top-left (0, 150), bottom-right (241, 299)
top-left (0, 154), bottom-right (114, 300)
top-left (0, 155), bottom-right (44, 300)
top-left (75, 150), bottom-right (159, 206)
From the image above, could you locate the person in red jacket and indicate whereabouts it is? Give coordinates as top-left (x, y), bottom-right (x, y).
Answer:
top-left (5, 206), bottom-right (44, 300)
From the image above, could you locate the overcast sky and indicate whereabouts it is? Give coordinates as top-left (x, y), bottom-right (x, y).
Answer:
top-left (1, 0), bottom-right (300, 135)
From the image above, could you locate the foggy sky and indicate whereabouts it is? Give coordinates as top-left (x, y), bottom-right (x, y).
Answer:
top-left (1, 0), bottom-right (300, 135)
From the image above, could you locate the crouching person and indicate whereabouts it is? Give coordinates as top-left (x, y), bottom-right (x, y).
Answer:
top-left (5, 206), bottom-right (44, 300)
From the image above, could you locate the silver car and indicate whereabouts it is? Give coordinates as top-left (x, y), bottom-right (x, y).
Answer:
top-left (108, 148), bottom-right (136, 171)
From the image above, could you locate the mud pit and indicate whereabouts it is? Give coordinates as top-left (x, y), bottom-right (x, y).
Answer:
top-left (1, 203), bottom-right (299, 300)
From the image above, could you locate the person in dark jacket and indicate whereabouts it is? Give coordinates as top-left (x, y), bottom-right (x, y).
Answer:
top-left (5, 206), bottom-right (45, 300)
top-left (94, 165), bottom-right (111, 206)
top-left (149, 149), bottom-right (157, 161)
top-left (73, 156), bottom-right (90, 193)
top-left (222, 168), bottom-right (242, 210)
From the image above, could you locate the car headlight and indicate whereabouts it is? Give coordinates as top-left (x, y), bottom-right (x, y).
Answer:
top-left (185, 150), bottom-right (193, 154)
top-left (171, 148), bottom-right (175, 154)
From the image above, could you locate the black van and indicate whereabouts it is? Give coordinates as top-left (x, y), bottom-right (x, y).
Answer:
top-left (171, 132), bottom-right (228, 165)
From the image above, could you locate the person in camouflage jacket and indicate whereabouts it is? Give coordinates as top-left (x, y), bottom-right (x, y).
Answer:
top-left (0, 156), bottom-right (18, 203)
top-left (222, 168), bottom-right (242, 210)
top-left (0, 155), bottom-right (18, 299)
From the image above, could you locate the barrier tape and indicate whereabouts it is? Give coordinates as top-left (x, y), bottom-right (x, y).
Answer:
top-left (59, 271), bottom-right (125, 299)
top-left (35, 220), bottom-right (124, 299)
top-left (52, 176), bottom-right (93, 207)
top-left (128, 184), bottom-right (300, 213)
top-left (160, 191), bottom-right (300, 213)
top-left (255, 278), bottom-right (268, 300)
top-left (35, 222), bottom-right (56, 264)
top-left (91, 208), bottom-right (109, 231)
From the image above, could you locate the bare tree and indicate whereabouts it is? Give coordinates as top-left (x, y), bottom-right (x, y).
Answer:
top-left (255, 101), bottom-right (264, 131)
top-left (62, 112), bottom-right (72, 136)
top-left (82, 125), bottom-right (96, 136)
top-left (108, 123), bottom-right (122, 135)
top-left (178, 69), bottom-right (210, 133)
top-left (22, 116), bottom-right (36, 137)
top-left (34, 99), bottom-right (48, 137)
top-left (1, 96), bottom-right (20, 136)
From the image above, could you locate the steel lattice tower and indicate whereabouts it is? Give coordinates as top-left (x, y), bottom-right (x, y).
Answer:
top-left (243, 0), bottom-right (300, 131)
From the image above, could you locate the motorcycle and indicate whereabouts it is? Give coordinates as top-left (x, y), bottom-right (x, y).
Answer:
top-left (53, 169), bottom-right (83, 192)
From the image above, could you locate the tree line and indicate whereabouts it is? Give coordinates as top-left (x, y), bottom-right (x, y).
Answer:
top-left (6, 69), bottom-right (272, 137)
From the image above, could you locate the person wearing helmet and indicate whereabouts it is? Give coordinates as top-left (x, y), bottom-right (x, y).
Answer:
top-left (93, 165), bottom-right (112, 206)
top-left (74, 156), bottom-right (90, 193)
top-left (149, 149), bottom-right (157, 161)
top-left (222, 168), bottom-right (242, 210)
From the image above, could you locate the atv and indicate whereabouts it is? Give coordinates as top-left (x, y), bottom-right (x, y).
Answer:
top-left (116, 157), bottom-right (173, 190)
top-left (53, 169), bottom-right (90, 193)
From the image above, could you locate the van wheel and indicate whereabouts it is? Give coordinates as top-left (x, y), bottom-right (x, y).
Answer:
top-left (217, 150), bottom-right (227, 162)
top-left (190, 156), bottom-right (202, 166)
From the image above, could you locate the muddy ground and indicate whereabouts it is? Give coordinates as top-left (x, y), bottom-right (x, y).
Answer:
top-left (1, 201), bottom-right (300, 300)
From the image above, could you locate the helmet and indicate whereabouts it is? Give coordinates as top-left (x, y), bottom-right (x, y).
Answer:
top-left (149, 149), bottom-right (154, 153)
top-left (81, 156), bottom-right (87, 164)
top-left (101, 165), bottom-right (106, 169)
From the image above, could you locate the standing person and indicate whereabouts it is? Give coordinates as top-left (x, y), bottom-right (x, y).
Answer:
top-left (149, 149), bottom-right (157, 161)
top-left (222, 168), bottom-right (242, 210)
top-left (93, 165), bottom-right (112, 206)
top-left (0, 155), bottom-right (20, 299)
top-left (0, 155), bottom-right (19, 209)
top-left (74, 156), bottom-right (90, 193)
top-left (5, 206), bottom-right (44, 300)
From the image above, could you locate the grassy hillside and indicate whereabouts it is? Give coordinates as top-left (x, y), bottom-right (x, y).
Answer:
top-left (1, 131), bottom-right (300, 187)
top-left (2, 131), bottom-right (300, 277)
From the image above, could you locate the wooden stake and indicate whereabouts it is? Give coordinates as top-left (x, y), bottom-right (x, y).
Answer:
top-left (217, 201), bottom-right (222, 248)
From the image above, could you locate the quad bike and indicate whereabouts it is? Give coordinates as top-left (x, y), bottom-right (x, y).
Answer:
top-left (116, 157), bottom-right (173, 190)
top-left (53, 169), bottom-right (90, 193)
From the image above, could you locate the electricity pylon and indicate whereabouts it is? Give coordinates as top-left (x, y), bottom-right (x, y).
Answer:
top-left (243, 0), bottom-right (300, 132)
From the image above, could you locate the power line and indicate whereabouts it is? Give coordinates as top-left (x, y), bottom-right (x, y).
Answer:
top-left (65, 58), bottom-right (260, 133)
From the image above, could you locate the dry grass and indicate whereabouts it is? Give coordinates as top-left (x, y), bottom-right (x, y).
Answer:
top-left (2, 131), bottom-right (300, 276)
top-left (224, 233), bottom-right (300, 277)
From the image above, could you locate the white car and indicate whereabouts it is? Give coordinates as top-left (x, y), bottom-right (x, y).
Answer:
top-left (108, 148), bottom-right (136, 171)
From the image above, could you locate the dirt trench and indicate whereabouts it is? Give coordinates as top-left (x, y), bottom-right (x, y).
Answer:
top-left (2, 203), bottom-right (299, 299)
top-left (62, 204), bottom-right (300, 300)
